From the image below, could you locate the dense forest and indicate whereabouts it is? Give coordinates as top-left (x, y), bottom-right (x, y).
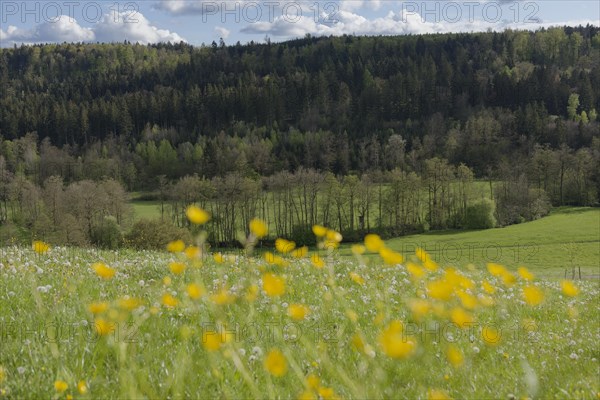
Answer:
top-left (0, 27), bottom-right (599, 247)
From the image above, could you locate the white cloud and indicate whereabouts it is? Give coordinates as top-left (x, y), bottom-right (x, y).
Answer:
top-left (0, 12), bottom-right (185, 46)
top-left (0, 16), bottom-right (94, 45)
top-left (214, 26), bottom-right (231, 39)
top-left (94, 12), bottom-right (186, 44)
top-left (241, 8), bottom-right (598, 39)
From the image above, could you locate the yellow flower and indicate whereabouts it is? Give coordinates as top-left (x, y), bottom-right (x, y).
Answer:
top-left (501, 271), bottom-right (517, 287)
top-left (378, 320), bottom-right (417, 359)
top-left (522, 285), bottom-right (544, 306)
top-left (166, 240), bottom-right (185, 253)
top-left (77, 380), bottom-right (87, 395)
top-left (298, 390), bottom-right (317, 400)
top-left (427, 279), bottom-right (453, 301)
top-left (406, 262), bottom-right (426, 279)
top-left (203, 331), bottom-right (229, 351)
top-left (169, 262), bottom-right (186, 275)
top-left (312, 225), bottom-right (328, 237)
top-left (311, 253), bottom-right (325, 269)
top-left (487, 262), bottom-right (506, 277)
top-left (186, 283), bottom-right (204, 300)
top-left (428, 389), bottom-right (452, 400)
top-left (264, 349), bottom-right (287, 377)
top-left (317, 387), bottom-right (338, 400)
top-left (275, 238), bottom-right (296, 253)
top-left (481, 326), bottom-right (501, 346)
top-left (263, 273), bottom-right (285, 297)
top-left (32, 240), bottom-right (50, 254)
top-left (349, 272), bottom-right (365, 285)
top-left (162, 293), bottom-right (179, 308)
top-left (326, 230), bottom-right (343, 243)
top-left (210, 288), bottom-right (235, 305)
top-left (379, 247), bottom-right (403, 265)
top-left (249, 218), bottom-right (269, 238)
top-left (94, 318), bottom-right (116, 336)
top-left (54, 380), bottom-right (68, 393)
top-left (408, 299), bottom-right (431, 321)
top-left (481, 280), bottom-right (496, 294)
top-left (561, 280), bottom-right (579, 297)
top-left (415, 247), bottom-right (429, 263)
top-left (186, 205), bottom-right (210, 224)
top-left (163, 276), bottom-right (172, 286)
top-left (88, 302), bottom-right (109, 315)
top-left (288, 304), bottom-right (310, 320)
top-left (92, 262), bottom-right (116, 280)
top-left (364, 234), bottom-right (384, 252)
top-left (518, 266), bottom-right (535, 281)
top-left (184, 246), bottom-right (201, 259)
top-left (213, 252), bottom-right (225, 264)
top-left (351, 333), bottom-right (367, 353)
top-left (456, 291), bottom-right (477, 310)
top-left (446, 344), bottom-right (464, 368)
top-left (306, 374), bottom-right (320, 389)
top-left (450, 307), bottom-right (474, 328)
top-left (351, 244), bottom-right (366, 255)
top-left (117, 297), bottom-right (142, 311)
top-left (0, 366), bottom-right (5, 383)
top-left (292, 246), bottom-right (309, 258)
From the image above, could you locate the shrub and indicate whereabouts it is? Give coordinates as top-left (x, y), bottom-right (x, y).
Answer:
top-left (90, 216), bottom-right (122, 249)
top-left (463, 199), bottom-right (496, 229)
top-left (125, 218), bottom-right (193, 250)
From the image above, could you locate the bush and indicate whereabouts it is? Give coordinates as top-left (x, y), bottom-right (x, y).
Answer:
top-left (463, 199), bottom-right (496, 229)
top-left (91, 216), bottom-right (122, 249)
top-left (125, 218), bottom-right (193, 250)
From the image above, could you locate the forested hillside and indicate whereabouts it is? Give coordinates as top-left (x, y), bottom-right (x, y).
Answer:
top-left (0, 27), bottom-right (599, 246)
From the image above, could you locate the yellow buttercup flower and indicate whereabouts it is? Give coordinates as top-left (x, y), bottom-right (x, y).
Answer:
top-left (169, 262), bottom-right (186, 275)
top-left (379, 247), bottom-right (403, 265)
top-left (213, 252), bottom-right (225, 264)
top-left (406, 262), bottom-right (426, 279)
top-left (166, 240), bottom-right (185, 253)
top-left (522, 285), bottom-right (544, 306)
top-left (186, 205), bottom-right (210, 225)
top-left (32, 240), bottom-right (50, 254)
top-left (292, 246), bottom-right (309, 258)
top-left (275, 238), bottom-right (296, 253)
top-left (481, 280), bottom-right (496, 294)
top-left (77, 380), bottom-right (87, 394)
top-left (203, 331), bottom-right (229, 351)
top-left (245, 284), bottom-right (259, 302)
top-left (92, 262), bottom-right (116, 280)
top-left (481, 326), bottom-right (501, 346)
top-left (288, 304), bottom-right (310, 320)
top-left (446, 344), bottom-right (464, 368)
top-left (186, 283), bottom-right (204, 300)
top-left (94, 318), bottom-right (116, 336)
top-left (117, 297), bottom-right (142, 311)
top-left (364, 234), bottom-right (384, 252)
top-left (88, 302), bottom-right (109, 315)
top-left (349, 272), bottom-right (365, 285)
top-left (312, 225), bottom-right (328, 237)
top-left (263, 273), bottom-right (285, 297)
top-left (210, 287), bottom-right (235, 305)
top-left (561, 280), bottom-right (579, 297)
top-left (264, 349), bottom-right (287, 377)
top-left (379, 320), bottom-right (417, 359)
top-left (408, 299), bottom-right (431, 320)
top-left (326, 229), bottom-right (343, 243)
top-left (54, 380), bottom-right (68, 393)
top-left (351, 244), bottom-right (366, 255)
top-left (311, 254), bottom-right (325, 269)
top-left (450, 307), bottom-right (474, 328)
top-left (249, 218), bottom-right (269, 238)
top-left (427, 279), bottom-right (453, 301)
top-left (487, 263), bottom-right (507, 277)
top-left (518, 266), bottom-right (535, 281)
top-left (162, 293), bottom-right (179, 308)
top-left (184, 246), bottom-right (201, 259)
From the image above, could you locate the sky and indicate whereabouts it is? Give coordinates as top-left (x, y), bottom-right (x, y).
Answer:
top-left (0, 1), bottom-right (599, 47)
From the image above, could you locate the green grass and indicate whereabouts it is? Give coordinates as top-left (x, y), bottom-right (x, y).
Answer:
top-left (131, 201), bottom-right (164, 220)
top-left (336, 207), bottom-right (600, 278)
top-left (0, 240), bottom-right (598, 399)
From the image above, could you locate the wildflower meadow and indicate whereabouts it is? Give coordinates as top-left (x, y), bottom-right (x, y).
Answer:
top-left (0, 206), bottom-right (598, 399)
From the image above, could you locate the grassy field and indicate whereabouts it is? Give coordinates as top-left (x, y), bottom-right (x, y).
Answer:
top-left (336, 207), bottom-right (600, 279)
top-left (0, 217), bottom-right (599, 398)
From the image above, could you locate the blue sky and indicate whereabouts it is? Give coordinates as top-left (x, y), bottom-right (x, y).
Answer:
top-left (1, 1), bottom-right (599, 46)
